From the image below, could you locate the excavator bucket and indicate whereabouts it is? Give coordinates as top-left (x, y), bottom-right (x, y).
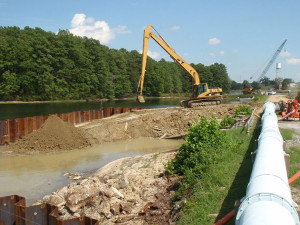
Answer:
top-left (137, 95), bottom-right (145, 103)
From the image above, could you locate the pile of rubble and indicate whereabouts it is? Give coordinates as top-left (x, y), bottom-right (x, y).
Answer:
top-left (41, 151), bottom-right (180, 224)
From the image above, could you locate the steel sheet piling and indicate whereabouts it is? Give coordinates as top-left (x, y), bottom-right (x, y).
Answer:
top-left (0, 195), bottom-right (99, 225)
top-left (0, 107), bottom-right (141, 145)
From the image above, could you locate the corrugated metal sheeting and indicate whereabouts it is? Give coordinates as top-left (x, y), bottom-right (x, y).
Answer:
top-left (0, 195), bottom-right (98, 225)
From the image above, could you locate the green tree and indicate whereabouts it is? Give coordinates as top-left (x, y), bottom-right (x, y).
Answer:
top-left (242, 80), bottom-right (251, 88)
top-left (260, 76), bottom-right (270, 86)
top-left (0, 71), bottom-right (19, 100)
top-left (231, 80), bottom-right (243, 90)
top-left (209, 63), bottom-right (231, 92)
top-left (282, 78), bottom-right (294, 90)
top-left (251, 81), bottom-right (262, 90)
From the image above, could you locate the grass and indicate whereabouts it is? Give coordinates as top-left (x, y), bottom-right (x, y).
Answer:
top-left (153, 153), bottom-right (159, 160)
top-left (176, 125), bottom-right (258, 225)
top-left (280, 128), bottom-right (297, 140)
top-left (289, 146), bottom-right (300, 188)
top-left (252, 94), bottom-right (268, 103)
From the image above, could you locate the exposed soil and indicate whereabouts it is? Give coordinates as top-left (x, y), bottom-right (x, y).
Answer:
top-left (0, 115), bottom-right (91, 154)
top-left (0, 104), bottom-right (244, 155)
top-left (80, 104), bottom-right (241, 144)
top-left (267, 94), bottom-right (289, 103)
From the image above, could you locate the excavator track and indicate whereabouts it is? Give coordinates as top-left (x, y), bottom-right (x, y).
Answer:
top-left (180, 99), bottom-right (221, 108)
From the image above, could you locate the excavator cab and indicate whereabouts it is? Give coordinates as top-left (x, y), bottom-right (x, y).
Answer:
top-left (193, 84), bottom-right (208, 98)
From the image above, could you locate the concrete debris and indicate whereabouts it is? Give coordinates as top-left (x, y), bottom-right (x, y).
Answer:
top-left (42, 152), bottom-right (180, 224)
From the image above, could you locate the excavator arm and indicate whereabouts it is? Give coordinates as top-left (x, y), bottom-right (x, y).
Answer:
top-left (137, 25), bottom-right (200, 103)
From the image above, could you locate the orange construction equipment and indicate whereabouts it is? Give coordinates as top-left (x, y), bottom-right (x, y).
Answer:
top-left (281, 99), bottom-right (300, 120)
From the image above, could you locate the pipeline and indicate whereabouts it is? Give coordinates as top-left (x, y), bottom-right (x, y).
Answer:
top-left (214, 169), bottom-right (300, 225)
top-left (236, 102), bottom-right (299, 225)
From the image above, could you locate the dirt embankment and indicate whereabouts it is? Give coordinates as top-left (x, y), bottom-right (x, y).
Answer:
top-left (80, 104), bottom-right (240, 144)
top-left (1, 104), bottom-right (261, 155)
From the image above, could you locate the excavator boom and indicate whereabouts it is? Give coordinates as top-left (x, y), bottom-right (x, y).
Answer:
top-left (137, 25), bottom-right (200, 103)
top-left (137, 25), bottom-right (222, 107)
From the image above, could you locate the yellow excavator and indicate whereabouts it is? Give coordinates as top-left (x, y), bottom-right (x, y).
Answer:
top-left (136, 25), bottom-right (223, 108)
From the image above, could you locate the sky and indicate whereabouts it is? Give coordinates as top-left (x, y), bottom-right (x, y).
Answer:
top-left (1, 0), bottom-right (300, 83)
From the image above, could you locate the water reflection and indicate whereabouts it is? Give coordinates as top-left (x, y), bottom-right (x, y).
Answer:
top-left (0, 98), bottom-right (181, 120)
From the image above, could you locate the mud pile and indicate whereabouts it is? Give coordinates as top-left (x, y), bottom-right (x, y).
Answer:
top-left (2, 115), bottom-right (90, 154)
top-left (82, 104), bottom-right (240, 144)
top-left (42, 151), bottom-right (180, 225)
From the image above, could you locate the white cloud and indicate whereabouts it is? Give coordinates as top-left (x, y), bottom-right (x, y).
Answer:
top-left (113, 25), bottom-right (131, 34)
top-left (139, 50), bottom-right (160, 60)
top-left (208, 38), bottom-right (221, 45)
top-left (286, 58), bottom-right (300, 65)
top-left (209, 53), bottom-right (215, 56)
top-left (171, 25), bottom-right (180, 31)
top-left (69, 14), bottom-right (130, 44)
top-left (219, 50), bottom-right (225, 55)
top-left (280, 50), bottom-right (291, 57)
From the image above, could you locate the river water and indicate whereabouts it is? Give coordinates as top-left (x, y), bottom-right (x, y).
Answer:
top-left (0, 137), bottom-right (184, 205)
top-left (0, 98), bottom-right (181, 120)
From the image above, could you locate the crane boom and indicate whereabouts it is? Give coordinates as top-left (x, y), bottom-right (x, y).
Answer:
top-left (251, 39), bottom-right (287, 81)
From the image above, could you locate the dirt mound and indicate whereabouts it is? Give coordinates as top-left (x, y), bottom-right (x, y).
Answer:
top-left (2, 115), bottom-right (90, 154)
top-left (81, 105), bottom-right (240, 144)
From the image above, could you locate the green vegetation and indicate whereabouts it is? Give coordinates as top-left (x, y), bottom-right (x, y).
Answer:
top-left (289, 146), bottom-right (300, 188)
top-left (0, 26), bottom-right (231, 101)
top-left (252, 94), bottom-right (268, 102)
top-left (166, 117), bottom-right (255, 225)
top-left (153, 153), bottom-right (159, 160)
top-left (280, 128), bottom-right (297, 140)
top-left (231, 76), bottom-right (296, 91)
top-left (219, 105), bottom-right (252, 129)
top-left (220, 115), bottom-right (235, 128)
top-left (234, 105), bottom-right (252, 117)
top-left (166, 116), bottom-right (230, 177)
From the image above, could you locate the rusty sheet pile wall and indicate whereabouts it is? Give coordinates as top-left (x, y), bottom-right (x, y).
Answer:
top-left (0, 195), bottom-right (98, 225)
top-left (0, 107), bottom-right (138, 145)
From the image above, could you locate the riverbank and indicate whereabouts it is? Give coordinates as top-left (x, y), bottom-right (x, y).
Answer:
top-left (0, 104), bottom-right (241, 155)
top-left (41, 150), bottom-right (179, 224)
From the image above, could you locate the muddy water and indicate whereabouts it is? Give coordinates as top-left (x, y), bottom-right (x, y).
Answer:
top-left (0, 137), bottom-right (184, 205)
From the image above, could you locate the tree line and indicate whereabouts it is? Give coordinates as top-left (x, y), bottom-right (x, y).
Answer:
top-left (0, 26), bottom-right (231, 101)
top-left (231, 77), bottom-right (295, 91)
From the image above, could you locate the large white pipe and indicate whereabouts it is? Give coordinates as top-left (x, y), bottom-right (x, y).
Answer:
top-left (236, 102), bottom-right (299, 225)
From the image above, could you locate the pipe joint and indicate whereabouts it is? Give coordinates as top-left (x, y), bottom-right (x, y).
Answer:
top-left (236, 193), bottom-right (299, 224)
